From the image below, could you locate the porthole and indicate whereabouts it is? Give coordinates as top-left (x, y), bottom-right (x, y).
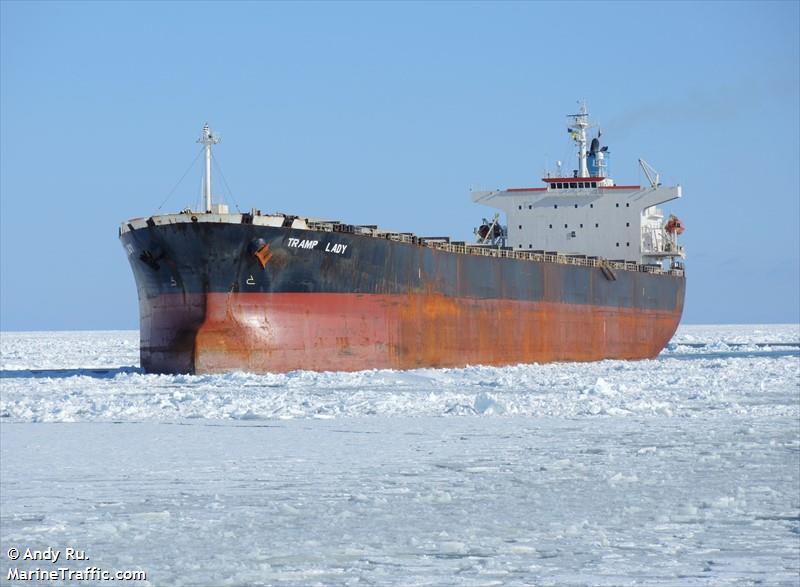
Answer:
top-left (595, 223), bottom-right (599, 228)
top-left (626, 203), bottom-right (630, 207)
top-left (616, 203), bottom-right (619, 208)
top-left (616, 242), bottom-right (620, 247)
top-left (549, 224), bottom-right (553, 229)
top-left (554, 204), bottom-right (558, 209)
top-left (626, 222), bottom-right (630, 227)
top-left (574, 204), bottom-right (578, 208)
top-left (564, 224), bottom-right (568, 228)
top-left (580, 223), bottom-right (583, 228)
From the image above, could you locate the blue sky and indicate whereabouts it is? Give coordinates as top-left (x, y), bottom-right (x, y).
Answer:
top-left (1, 1), bottom-right (798, 330)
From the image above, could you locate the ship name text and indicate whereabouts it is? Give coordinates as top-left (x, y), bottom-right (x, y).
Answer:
top-left (286, 238), bottom-right (348, 255)
top-left (324, 242), bottom-right (348, 254)
top-left (287, 238), bottom-right (319, 249)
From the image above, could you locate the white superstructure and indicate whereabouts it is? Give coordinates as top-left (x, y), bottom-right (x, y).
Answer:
top-left (472, 104), bottom-right (685, 266)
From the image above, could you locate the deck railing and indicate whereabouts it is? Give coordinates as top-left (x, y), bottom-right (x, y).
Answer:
top-left (306, 220), bottom-right (683, 276)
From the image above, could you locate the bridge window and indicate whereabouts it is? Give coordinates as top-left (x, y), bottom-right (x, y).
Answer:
top-left (518, 225), bottom-right (522, 229)
top-left (528, 205), bottom-right (532, 210)
top-left (595, 223), bottom-right (599, 228)
top-left (591, 182), bottom-right (597, 188)
top-left (574, 204), bottom-right (578, 208)
top-left (564, 224), bottom-right (568, 228)
top-left (554, 204), bottom-right (558, 209)
top-left (626, 242), bottom-right (630, 247)
top-left (590, 204), bottom-right (594, 208)
top-left (580, 223), bottom-right (583, 228)
top-left (626, 222), bottom-right (630, 227)
top-left (570, 182), bottom-right (577, 188)
top-left (518, 205), bottom-right (522, 210)
top-left (549, 224), bottom-right (553, 228)
top-left (616, 203), bottom-right (619, 208)
top-left (626, 203), bottom-right (630, 207)
top-left (616, 242), bottom-right (620, 247)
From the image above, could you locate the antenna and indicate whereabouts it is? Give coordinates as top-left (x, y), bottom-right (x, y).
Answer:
top-left (197, 123), bottom-right (221, 212)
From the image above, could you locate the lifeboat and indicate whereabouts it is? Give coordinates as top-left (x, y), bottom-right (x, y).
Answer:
top-left (665, 215), bottom-right (685, 235)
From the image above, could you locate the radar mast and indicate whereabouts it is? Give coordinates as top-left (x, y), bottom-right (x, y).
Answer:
top-left (567, 101), bottom-right (591, 178)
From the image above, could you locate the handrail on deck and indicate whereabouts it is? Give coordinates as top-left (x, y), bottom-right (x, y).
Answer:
top-left (303, 220), bottom-right (684, 276)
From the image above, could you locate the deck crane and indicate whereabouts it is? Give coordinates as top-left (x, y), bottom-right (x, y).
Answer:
top-left (638, 158), bottom-right (661, 188)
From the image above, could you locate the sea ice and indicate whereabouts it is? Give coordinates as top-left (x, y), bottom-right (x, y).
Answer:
top-left (0, 325), bottom-right (798, 585)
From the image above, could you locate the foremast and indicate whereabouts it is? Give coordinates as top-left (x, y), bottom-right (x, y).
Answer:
top-left (197, 123), bottom-right (221, 213)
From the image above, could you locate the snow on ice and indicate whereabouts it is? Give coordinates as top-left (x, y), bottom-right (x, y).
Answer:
top-left (0, 325), bottom-right (798, 585)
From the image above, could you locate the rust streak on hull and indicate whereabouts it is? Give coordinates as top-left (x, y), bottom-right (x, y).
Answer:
top-left (140, 292), bottom-right (682, 374)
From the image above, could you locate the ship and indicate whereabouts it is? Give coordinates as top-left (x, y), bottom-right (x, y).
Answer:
top-left (120, 104), bottom-right (686, 374)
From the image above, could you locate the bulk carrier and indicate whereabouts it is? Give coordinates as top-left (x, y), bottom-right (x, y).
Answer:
top-left (120, 104), bottom-right (686, 374)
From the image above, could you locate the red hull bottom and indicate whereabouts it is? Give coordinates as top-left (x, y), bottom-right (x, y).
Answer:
top-left (140, 293), bottom-right (681, 374)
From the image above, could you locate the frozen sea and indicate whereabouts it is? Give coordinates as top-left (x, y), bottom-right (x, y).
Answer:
top-left (1, 325), bottom-right (798, 586)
